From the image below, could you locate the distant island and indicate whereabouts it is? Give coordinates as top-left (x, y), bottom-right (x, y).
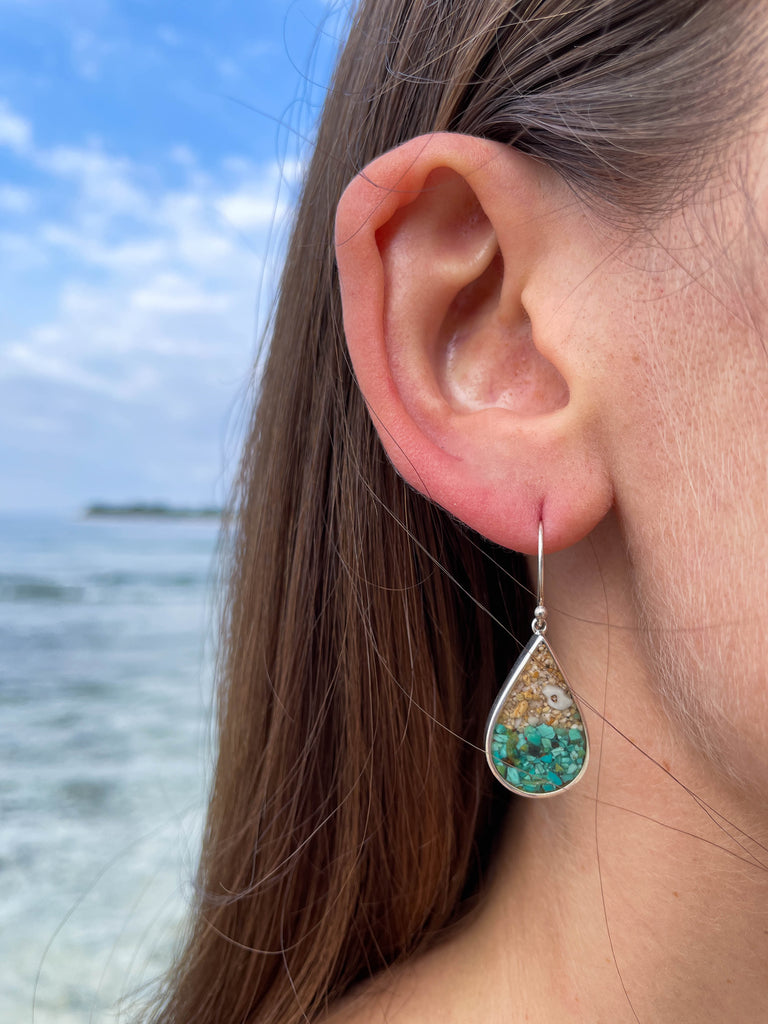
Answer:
top-left (84, 503), bottom-right (222, 519)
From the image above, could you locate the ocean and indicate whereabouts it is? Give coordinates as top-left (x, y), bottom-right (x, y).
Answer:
top-left (0, 512), bottom-right (220, 1023)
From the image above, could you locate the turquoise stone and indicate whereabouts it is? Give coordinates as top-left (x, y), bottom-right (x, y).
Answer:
top-left (485, 635), bottom-right (588, 797)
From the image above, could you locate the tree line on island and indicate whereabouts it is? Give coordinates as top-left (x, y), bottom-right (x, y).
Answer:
top-left (84, 502), bottom-right (222, 519)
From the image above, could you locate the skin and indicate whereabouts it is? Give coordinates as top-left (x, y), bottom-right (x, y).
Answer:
top-left (329, 129), bottom-right (768, 1022)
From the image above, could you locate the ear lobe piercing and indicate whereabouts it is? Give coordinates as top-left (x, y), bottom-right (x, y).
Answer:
top-left (485, 522), bottom-right (589, 796)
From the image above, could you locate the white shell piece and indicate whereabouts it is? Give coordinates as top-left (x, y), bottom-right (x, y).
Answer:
top-left (542, 683), bottom-right (572, 710)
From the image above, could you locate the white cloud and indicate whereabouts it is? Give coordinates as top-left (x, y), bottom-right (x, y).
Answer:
top-left (0, 230), bottom-right (48, 268)
top-left (40, 224), bottom-right (170, 269)
top-left (0, 99), bottom-right (32, 154)
top-left (3, 340), bottom-right (158, 400)
top-left (38, 144), bottom-right (147, 215)
top-left (70, 29), bottom-right (118, 80)
top-left (156, 25), bottom-right (182, 47)
top-left (216, 58), bottom-right (241, 80)
top-left (215, 189), bottom-right (288, 230)
top-left (168, 144), bottom-right (196, 166)
top-left (130, 274), bottom-right (231, 315)
top-left (280, 158), bottom-right (306, 186)
top-left (0, 184), bottom-right (34, 213)
top-left (240, 41), bottom-right (275, 60)
top-left (0, 95), bottom-right (298, 507)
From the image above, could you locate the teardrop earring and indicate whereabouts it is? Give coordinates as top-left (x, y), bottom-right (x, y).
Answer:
top-left (485, 522), bottom-right (589, 796)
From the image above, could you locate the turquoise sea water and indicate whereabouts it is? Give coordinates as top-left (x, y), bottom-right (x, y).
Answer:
top-left (0, 513), bottom-right (219, 1023)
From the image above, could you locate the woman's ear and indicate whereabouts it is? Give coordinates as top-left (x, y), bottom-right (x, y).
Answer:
top-left (334, 133), bottom-right (613, 554)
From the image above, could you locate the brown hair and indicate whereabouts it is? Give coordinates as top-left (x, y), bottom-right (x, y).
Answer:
top-left (145, 2), bottom-right (764, 1021)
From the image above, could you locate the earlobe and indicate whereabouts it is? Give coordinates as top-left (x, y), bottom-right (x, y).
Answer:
top-left (335, 133), bottom-right (612, 554)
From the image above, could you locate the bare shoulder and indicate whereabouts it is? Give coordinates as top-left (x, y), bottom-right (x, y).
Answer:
top-left (318, 939), bottom-right (473, 1024)
top-left (318, 967), bottom-right (422, 1024)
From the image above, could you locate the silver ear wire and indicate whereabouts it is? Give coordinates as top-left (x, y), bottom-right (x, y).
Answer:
top-left (532, 520), bottom-right (547, 635)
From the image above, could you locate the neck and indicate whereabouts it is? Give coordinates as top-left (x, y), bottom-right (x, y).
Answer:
top-left (464, 517), bottom-right (768, 1023)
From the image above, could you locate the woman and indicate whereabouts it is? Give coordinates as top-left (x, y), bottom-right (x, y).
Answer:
top-left (146, 1), bottom-right (768, 1021)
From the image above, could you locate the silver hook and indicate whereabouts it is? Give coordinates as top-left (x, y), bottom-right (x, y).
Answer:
top-left (532, 520), bottom-right (547, 635)
top-left (537, 520), bottom-right (544, 609)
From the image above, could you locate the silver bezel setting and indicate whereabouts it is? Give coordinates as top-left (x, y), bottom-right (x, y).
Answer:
top-left (484, 633), bottom-right (590, 798)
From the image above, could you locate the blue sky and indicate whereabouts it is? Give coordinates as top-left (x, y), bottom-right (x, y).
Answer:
top-left (0, 0), bottom-right (345, 511)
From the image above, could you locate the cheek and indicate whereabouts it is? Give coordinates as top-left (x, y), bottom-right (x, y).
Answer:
top-left (606, 268), bottom-right (768, 787)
